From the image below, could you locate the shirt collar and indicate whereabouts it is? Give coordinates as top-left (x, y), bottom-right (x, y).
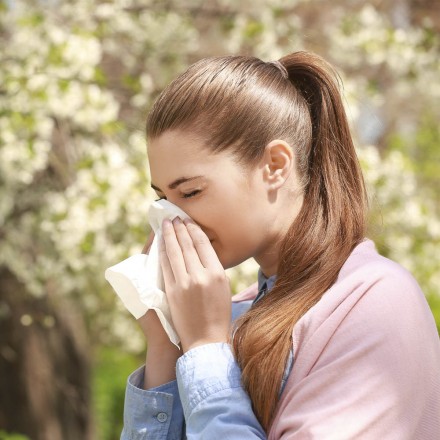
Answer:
top-left (257, 267), bottom-right (277, 293)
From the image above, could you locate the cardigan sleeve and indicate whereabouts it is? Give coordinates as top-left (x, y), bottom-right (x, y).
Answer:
top-left (269, 265), bottom-right (440, 439)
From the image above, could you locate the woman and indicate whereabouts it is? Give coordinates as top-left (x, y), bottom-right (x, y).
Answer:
top-left (121, 51), bottom-right (440, 439)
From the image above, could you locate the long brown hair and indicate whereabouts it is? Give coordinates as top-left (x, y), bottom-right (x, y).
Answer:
top-left (146, 51), bottom-right (367, 431)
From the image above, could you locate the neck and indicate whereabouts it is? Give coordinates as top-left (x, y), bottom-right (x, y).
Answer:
top-left (255, 189), bottom-right (304, 278)
top-left (254, 226), bottom-right (287, 278)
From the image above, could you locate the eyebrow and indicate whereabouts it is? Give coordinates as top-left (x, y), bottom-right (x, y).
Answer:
top-left (151, 175), bottom-right (204, 193)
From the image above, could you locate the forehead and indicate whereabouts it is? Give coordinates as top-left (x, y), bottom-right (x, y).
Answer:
top-left (147, 130), bottom-right (233, 180)
top-left (148, 130), bottom-right (207, 161)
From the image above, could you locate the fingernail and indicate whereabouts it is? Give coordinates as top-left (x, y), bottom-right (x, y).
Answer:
top-left (184, 219), bottom-right (196, 228)
top-left (163, 219), bottom-right (171, 228)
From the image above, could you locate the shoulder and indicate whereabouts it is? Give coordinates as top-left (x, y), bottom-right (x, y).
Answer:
top-left (337, 238), bottom-right (419, 287)
top-left (273, 240), bottom-right (440, 439)
top-left (292, 239), bottom-right (439, 366)
top-left (332, 238), bottom-right (426, 313)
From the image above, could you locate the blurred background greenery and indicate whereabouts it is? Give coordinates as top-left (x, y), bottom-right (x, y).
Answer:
top-left (0, 0), bottom-right (439, 438)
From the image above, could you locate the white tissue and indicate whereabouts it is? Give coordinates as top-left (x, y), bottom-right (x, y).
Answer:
top-left (105, 199), bottom-right (191, 347)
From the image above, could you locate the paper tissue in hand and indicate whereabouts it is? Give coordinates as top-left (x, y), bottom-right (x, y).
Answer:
top-left (104, 199), bottom-right (190, 347)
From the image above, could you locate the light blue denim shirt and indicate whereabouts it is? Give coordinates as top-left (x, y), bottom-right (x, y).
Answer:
top-left (121, 269), bottom-right (293, 439)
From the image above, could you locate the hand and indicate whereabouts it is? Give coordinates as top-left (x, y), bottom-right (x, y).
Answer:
top-left (159, 217), bottom-right (232, 353)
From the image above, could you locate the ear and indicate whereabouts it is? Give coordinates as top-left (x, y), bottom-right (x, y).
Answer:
top-left (262, 139), bottom-right (294, 190)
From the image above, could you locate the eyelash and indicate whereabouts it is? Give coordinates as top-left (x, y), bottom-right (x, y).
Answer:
top-left (155, 189), bottom-right (201, 202)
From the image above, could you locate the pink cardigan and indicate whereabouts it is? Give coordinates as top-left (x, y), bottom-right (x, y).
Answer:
top-left (232, 239), bottom-right (440, 439)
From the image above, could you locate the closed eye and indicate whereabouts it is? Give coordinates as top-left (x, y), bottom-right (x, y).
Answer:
top-left (154, 189), bottom-right (201, 202)
top-left (182, 189), bottom-right (201, 199)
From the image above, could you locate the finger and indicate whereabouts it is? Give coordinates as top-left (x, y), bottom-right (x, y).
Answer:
top-left (159, 234), bottom-right (175, 287)
top-left (183, 218), bottom-right (223, 270)
top-left (162, 218), bottom-right (188, 279)
top-left (141, 229), bottom-right (155, 254)
top-left (172, 217), bottom-right (204, 274)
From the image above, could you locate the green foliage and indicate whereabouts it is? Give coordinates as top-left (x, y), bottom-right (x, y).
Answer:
top-left (0, 431), bottom-right (30, 440)
top-left (389, 113), bottom-right (440, 193)
top-left (244, 20), bottom-right (264, 39)
top-left (427, 295), bottom-right (440, 335)
top-left (92, 346), bottom-right (143, 440)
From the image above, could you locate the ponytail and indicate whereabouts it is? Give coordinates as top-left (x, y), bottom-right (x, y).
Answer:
top-left (231, 52), bottom-right (368, 431)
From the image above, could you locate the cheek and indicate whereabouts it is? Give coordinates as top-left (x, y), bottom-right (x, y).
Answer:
top-left (212, 196), bottom-right (261, 240)
top-left (213, 213), bottom-right (265, 267)
top-left (186, 190), bottom-right (264, 260)
top-left (184, 193), bottom-right (236, 230)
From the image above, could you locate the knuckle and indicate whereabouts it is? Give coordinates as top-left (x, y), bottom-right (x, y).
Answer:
top-left (178, 235), bottom-right (193, 248)
top-left (194, 236), bottom-right (208, 246)
top-left (180, 277), bottom-right (191, 291)
top-left (192, 273), bottom-right (207, 287)
top-left (213, 270), bottom-right (227, 283)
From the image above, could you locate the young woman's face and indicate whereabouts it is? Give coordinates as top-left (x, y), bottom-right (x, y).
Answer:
top-left (147, 130), bottom-right (281, 270)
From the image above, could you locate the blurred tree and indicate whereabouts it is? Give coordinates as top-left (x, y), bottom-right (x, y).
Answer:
top-left (0, 0), bottom-right (438, 438)
top-left (0, 268), bottom-right (90, 439)
top-left (0, 0), bottom-right (197, 437)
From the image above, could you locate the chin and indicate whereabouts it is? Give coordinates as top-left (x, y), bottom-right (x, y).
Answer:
top-left (220, 252), bottom-right (250, 270)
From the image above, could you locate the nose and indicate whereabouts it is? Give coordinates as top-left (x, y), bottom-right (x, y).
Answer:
top-left (164, 200), bottom-right (213, 241)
